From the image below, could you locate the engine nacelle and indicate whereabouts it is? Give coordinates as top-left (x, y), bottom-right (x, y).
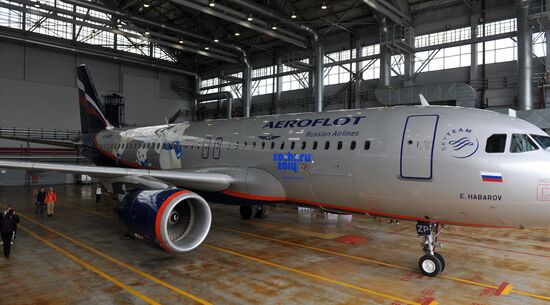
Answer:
top-left (117, 189), bottom-right (211, 252)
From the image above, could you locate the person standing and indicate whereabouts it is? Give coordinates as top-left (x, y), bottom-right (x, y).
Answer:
top-left (36, 187), bottom-right (46, 217)
top-left (45, 187), bottom-right (57, 216)
top-left (95, 184), bottom-right (102, 210)
top-left (0, 207), bottom-right (20, 258)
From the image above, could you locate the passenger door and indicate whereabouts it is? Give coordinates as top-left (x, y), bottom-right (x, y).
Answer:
top-left (400, 115), bottom-right (439, 180)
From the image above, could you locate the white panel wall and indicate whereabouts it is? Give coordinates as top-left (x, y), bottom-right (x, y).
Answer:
top-left (0, 40), bottom-right (194, 185)
top-left (0, 40), bottom-right (193, 130)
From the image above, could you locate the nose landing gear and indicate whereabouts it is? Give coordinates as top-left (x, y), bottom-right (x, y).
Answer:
top-left (416, 221), bottom-right (446, 277)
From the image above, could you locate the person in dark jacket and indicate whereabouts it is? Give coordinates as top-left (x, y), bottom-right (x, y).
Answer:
top-left (0, 207), bottom-right (20, 258)
top-left (36, 187), bottom-right (46, 217)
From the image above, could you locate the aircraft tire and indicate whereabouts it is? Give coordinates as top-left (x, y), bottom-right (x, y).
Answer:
top-left (434, 252), bottom-right (446, 272)
top-left (239, 205), bottom-right (255, 220)
top-left (418, 254), bottom-right (442, 277)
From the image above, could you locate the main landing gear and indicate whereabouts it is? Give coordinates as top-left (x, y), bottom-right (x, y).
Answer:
top-left (416, 221), bottom-right (446, 277)
top-left (239, 205), bottom-right (268, 220)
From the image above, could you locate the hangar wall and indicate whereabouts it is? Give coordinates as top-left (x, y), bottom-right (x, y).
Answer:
top-left (197, 0), bottom-right (541, 117)
top-left (217, 59), bottom-right (544, 117)
top-left (0, 40), bottom-right (194, 186)
top-left (0, 40), bottom-right (193, 130)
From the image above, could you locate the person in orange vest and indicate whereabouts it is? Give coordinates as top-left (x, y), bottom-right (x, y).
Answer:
top-left (45, 187), bottom-right (57, 216)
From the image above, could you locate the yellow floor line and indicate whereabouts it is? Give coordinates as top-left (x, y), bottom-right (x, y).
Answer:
top-left (19, 225), bottom-right (162, 305)
top-left (64, 203), bottom-right (119, 221)
top-left (217, 224), bottom-right (550, 302)
top-left (58, 203), bottom-right (550, 302)
top-left (61, 204), bottom-right (424, 304)
top-left (17, 212), bottom-right (213, 305)
top-left (216, 225), bottom-right (411, 271)
top-left (202, 243), bottom-right (423, 305)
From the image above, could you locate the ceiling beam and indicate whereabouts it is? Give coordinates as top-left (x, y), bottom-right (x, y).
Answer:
top-left (362, 0), bottom-right (411, 26)
top-left (168, 0), bottom-right (309, 48)
top-left (1, 1), bottom-right (240, 63)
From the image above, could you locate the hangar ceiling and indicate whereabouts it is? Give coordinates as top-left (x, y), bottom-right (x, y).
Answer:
top-left (0, 0), bottom-right (471, 72)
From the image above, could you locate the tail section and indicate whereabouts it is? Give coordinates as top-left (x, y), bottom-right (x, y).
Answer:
top-left (77, 64), bottom-right (113, 134)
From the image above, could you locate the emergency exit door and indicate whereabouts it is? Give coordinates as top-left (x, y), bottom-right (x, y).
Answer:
top-left (400, 115), bottom-right (439, 180)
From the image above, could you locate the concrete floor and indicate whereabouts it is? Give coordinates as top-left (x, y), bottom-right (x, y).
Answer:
top-left (0, 185), bottom-right (549, 305)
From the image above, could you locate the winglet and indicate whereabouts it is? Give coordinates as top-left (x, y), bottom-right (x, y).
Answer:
top-left (419, 94), bottom-right (430, 107)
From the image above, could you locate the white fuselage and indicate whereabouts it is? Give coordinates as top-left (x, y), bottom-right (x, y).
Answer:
top-left (93, 106), bottom-right (550, 228)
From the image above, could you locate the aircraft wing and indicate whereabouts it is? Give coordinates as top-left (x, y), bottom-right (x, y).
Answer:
top-left (0, 160), bottom-right (234, 192)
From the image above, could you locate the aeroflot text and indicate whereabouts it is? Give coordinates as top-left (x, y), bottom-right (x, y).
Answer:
top-left (263, 116), bottom-right (366, 129)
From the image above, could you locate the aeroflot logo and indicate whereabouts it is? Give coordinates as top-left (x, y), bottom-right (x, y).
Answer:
top-left (440, 128), bottom-right (479, 159)
top-left (263, 116), bottom-right (366, 129)
top-left (273, 152), bottom-right (313, 173)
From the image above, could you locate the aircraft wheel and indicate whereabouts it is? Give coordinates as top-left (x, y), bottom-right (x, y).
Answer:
top-left (418, 254), bottom-right (442, 277)
top-left (254, 205), bottom-right (268, 219)
top-left (239, 205), bottom-right (255, 220)
top-left (434, 252), bottom-right (446, 272)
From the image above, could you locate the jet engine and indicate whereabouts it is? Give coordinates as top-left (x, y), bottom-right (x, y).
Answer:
top-left (117, 189), bottom-right (211, 252)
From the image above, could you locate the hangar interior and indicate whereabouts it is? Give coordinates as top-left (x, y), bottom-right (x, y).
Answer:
top-left (0, 0), bottom-right (549, 184)
top-left (1, 0), bottom-right (550, 304)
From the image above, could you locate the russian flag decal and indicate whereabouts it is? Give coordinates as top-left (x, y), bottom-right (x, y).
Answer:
top-left (481, 171), bottom-right (503, 183)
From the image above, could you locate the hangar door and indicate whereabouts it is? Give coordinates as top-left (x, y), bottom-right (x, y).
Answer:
top-left (400, 115), bottom-right (439, 180)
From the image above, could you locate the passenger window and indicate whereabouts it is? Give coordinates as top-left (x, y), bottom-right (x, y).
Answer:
top-left (313, 141), bottom-right (318, 150)
top-left (486, 134), bottom-right (507, 153)
top-left (510, 134), bottom-right (538, 153)
top-left (280, 142), bottom-right (285, 150)
top-left (301, 141), bottom-right (306, 150)
top-left (364, 140), bottom-right (371, 150)
top-left (325, 141), bottom-right (330, 150)
top-left (350, 141), bottom-right (356, 150)
top-left (337, 141), bottom-right (343, 150)
top-left (270, 142), bottom-right (275, 150)
top-left (290, 141), bottom-right (296, 150)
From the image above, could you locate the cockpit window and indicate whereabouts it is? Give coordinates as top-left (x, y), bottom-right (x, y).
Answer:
top-left (531, 134), bottom-right (550, 149)
top-left (510, 134), bottom-right (538, 153)
top-left (485, 134), bottom-right (507, 153)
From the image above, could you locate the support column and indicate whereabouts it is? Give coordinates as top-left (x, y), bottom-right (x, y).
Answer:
top-left (517, 0), bottom-right (533, 110)
top-left (276, 53), bottom-right (283, 114)
top-left (242, 64), bottom-right (252, 117)
top-left (379, 17), bottom-right (391, 87)
top-left (404, 53), bottom-right (414, 87)
top-left (354, 41), bottom-right (363, 109)
top-left (380, 47), bottom-right (391, 87)
top-left (193, 76), bottom-right (200, 121)
top-left (469, 14), bottom-right (479, 83)
top-left (314, 45), bottom-right (324, 112)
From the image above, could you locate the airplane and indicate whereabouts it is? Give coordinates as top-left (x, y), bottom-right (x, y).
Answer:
top-left (1, 64), bottom-right (550, 277)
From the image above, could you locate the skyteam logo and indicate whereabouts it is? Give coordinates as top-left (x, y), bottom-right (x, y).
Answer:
top-left (440, 128), bottom-right (479, 159)
top-left (273, 152), bottom-right (312, 173)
